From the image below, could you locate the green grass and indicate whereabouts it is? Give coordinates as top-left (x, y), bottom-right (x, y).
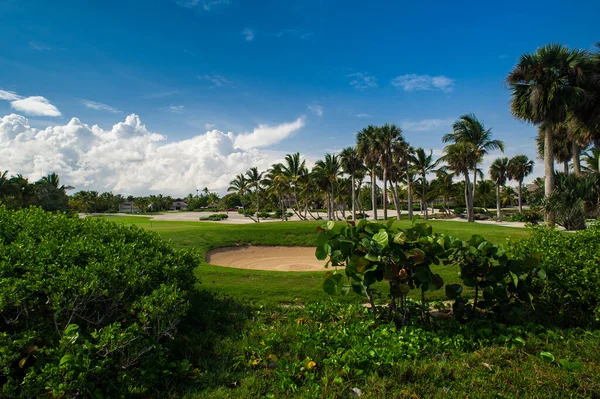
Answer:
top-left (97, 216), bottom-right (532, 304)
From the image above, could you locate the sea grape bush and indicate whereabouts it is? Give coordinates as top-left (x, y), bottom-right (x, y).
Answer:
top-left (316, 219), bottom-right (544, 324)
top-left (0, 207), bottom-right (199, 398)
top-left (316, 218), bottom-right (457, 324)
top-left (445, 235), bottom-right (545, 323)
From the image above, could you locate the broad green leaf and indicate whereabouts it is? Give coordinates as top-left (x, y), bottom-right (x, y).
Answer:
top-left (539, 351), bottom-right (555, 362)
top-left (315, 243), bottom-right (331, 260)
top-left (355, 257), bottom-right (370, 273)
top-left (445, 284), bottom-right (463, 299)
top-left (60, 354), bottom-right (77, 366)
top-left (509, 271), bottom-right (519, 287)
top-left (414, 266), bottom-right (430, 283)
top-left (372, 230), bottom-right (389, 249)
top-left (323, 277), bottom-right (340, 295)
top-left (18, 358), bottom-right (27, 368)
top-left (536, 269), bottom-right (547, 279)
top-left (513, 337), bottom-right (526, 347)
top-left (326, 220), bottom-right (335, 231)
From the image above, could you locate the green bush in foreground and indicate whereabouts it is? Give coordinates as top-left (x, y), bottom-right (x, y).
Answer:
top-left (0, 207), bottom-right (199, 398)
top-left (509, 225), bottom-right (600, 327)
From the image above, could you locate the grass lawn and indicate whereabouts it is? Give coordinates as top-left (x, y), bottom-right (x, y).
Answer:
top-left (97, 216), bottom-right (532, 303)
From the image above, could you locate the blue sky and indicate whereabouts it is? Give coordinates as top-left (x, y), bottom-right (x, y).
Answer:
top-left (0, 0), bottom-right (598, 195)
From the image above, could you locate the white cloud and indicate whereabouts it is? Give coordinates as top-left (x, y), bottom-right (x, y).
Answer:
top-left (0, 89), bottom-right (21, 101)
top-left (10, 96), bottom-right (61, 117)
top-left (308, 104), bottom-right (323, 116)
top-left (0, 113), bottom-right (306, 196)
top-left (391, 74), bottom-right (454, 92)
top-left (241, 28), bottom-right (254, 41)
top-left (198, 74), bottom-right (231, 88)
top-left (234, 117), bottom-right (305, 150)
top-left (204, 123), bottom-right (215, 130)
top-left (348, 72), bottom-right (377, 89)
top-left (174, 0), bottom-right (229, 10)
top-left (401, 118), bottom-right (454, 132)
top-left (29, 41), bottom-right (51, 51)
top-left (355, 113), bottom-right (372, 118)
top-left (163, 105), bottom-right (185, 113)
top-left (81, 100), bottom-right (120, 113)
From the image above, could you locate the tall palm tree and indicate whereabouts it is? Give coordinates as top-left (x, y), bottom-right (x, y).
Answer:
top-left (441, 143), bottom-right (478, 222)
top-left (375, 124), bottom-right (404, 220)
top-left (411, 148), bottom-right (439, 220)
top-left (536, 124), bottom-right (573, 174)
top-left (281, 153), bottom-right (308, 219)
top-left (489, 157), bottom-right (509, 222)
top-left (264, 163), bottom-right (288, 220)
top-left (392, 140), bottom-right (415, 220)
top-left (582, 148), bottom-right (600, 174)
top-left (314, 154), bottom-right (341, 220)
top-left (339, 146), bottom-right (364, 221)
top-left (356, 125), bottom-right (380, 220)
top-left (507, 44), bottom-right (592, 227)
top-left (434, 169), bottom-right (455, 214)
top-left (508, 155), bottom-right (534, 214)
top-left (443, 113), bottom-right (504, 196)
top-left (246, 167), bottom-right (264, 223)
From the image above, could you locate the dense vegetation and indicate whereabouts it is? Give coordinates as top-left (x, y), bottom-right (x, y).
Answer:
top-left (0, 208), bottom-right (200, 397)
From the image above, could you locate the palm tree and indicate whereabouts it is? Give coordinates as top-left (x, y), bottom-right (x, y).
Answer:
top-left (314, 154), bottom-right (341, 220)
top-left (507, 44), bottom-right (592, 226)
top-left (536, 124), bottom-right (573, 174)
top-left (392, 140), bottom-right (415, 220)
top-left (582, 148), bottom-right (600, 174)
top-left (281, 153), bottom-right (308, 219)
top-left (375, 124), bottom-right (404, 220)
top-left (434, 169), bottom-right (455, 214)
top-left (411, 148), bottom-right (439, 220)
top-left (508, 155), bottom-right (534, 214)
top-left (246, 167), bottom-right (264, 223)
top-left (443, 113), bottom-right (504, 196)
top-left (490, 157), bottom-right (509, 222)
top-left (339, 146), bottom-right (364, 221)
top-left (264, 163), bottom-right (288, 220)
top-left (441, 143), bottom-right (478, 222)
top-left (356, 125), bottom-right (380, 220)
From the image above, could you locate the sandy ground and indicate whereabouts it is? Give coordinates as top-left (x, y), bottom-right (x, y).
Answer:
top-left (206, 246), bottom-right (330, 272)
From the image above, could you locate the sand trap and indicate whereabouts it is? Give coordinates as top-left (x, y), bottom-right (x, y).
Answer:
top-left (206, 246), bottom-right (330, 272)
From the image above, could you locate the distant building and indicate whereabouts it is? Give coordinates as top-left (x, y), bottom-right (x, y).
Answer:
top-left (169, 199), bottom-right (188, 211)
top-left (119, 202), bottom-right (140, 213)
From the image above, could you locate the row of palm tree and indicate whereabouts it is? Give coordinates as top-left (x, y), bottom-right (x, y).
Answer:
top-left (0, 171), bottom-right (72, 212)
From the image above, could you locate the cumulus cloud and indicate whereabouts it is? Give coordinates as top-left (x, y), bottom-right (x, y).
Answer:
top-left (234, 117), bottom-right (305, 150)
top-left (391, 74), bottom-right (454, 92)
top-left (81, 100), bottom-right (120, 113)
top-left (401, 118), bottom-right (454, 131)
top-left (241, 28), bottom-right (254, 41)
top-left (0, 113), bottom-right (305, 196)
top-left (0, 89), bottom-right (21, 101)
top-left (11, 96), bottom-right (61, 117)
top-left (347, 72), bottom-right (377, 89)
top-left (308, 104), bottom-right (323, 116)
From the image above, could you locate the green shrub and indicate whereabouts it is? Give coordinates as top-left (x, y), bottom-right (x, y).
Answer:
top-left (345, 212), bottom-right (369, 220)
top-left (508, 226), bottom-right (600, 327)
top-left (200, 213), bottom-right (229, 221)
top-left (454, 207), bottom-right (466, 214)
top-left (0, 207), bottom-right (199, 398)
top-left (508, 211), bottom-right (543, 224)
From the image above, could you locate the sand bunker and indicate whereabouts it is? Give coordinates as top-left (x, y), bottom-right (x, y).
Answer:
top-left (206, 246), bottom-right (330, 272)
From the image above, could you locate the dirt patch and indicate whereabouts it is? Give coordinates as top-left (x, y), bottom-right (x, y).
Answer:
top-left (206, 246), bottom-right (329, 272)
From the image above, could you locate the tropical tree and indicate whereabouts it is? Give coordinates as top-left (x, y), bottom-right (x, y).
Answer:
top-left (442, 143), bottom-right (478, 222)
top-left (357, 125), bottom-right (380, 220)
top-left (313, 154), bottom-right (341, 220)
top-left (582, 148), bottom-right (600, 174)
top-left (490, 157), bottom-right (509, 222)
top-left (443, 113), bottom-right (504, 195)
top-left (339, 146), bottom-right (364, 221)
top-left (392, 140), bottom-right (415, 220)
top-left (536, 123), bottom-right (573, 174)
top-left (411, 148), bottom-right (439, 220)
top-left (375, 124), bottom-right (404, 220)
top-left (281, 152), bottom-right (308, 219)
top-left (476, 180), bottom-right (495, 210)
top-left (434, 169), bottom-right (455, 214)
top-left (508, 155), bottom-right (534, 214)
top-left (507, 44), bottom-right (592, 226)
top-left (246, 167), bottom-right (264, 222)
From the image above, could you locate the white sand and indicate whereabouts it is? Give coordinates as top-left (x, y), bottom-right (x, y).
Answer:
top-left (206, 246), bottom-right (330, 271)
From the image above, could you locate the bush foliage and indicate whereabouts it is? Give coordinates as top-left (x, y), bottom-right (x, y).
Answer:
top-left (0, 207), bottom-right (199, 398)
top-left (509, 225), bottom-right (600, 327)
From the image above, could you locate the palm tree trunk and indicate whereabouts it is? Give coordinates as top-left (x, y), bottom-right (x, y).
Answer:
top-left (371, 168), bottom-right (378, 220)
top-left (383, 165), bottom-right (388, 220)
top-left (351, 173), bottom-right (356, 222)
top-left (465, 174), bottom-right (474, 223)
top-left (544, 125), bottom-right (555, 227)
top-left (422, 174), bottom-right (428, 220)
top-left (518, 181), bottom-right (523, 214)
top-left (563, 160), bottom-right (569, 175)
top-left (406, 164), bottom-right (413, 220)
top-left (496, 184), bottom-right (501, 222)
top-left (572, 142), bottom-right (581, 176)
top-left (392, 181), bottom-right (402, 220)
